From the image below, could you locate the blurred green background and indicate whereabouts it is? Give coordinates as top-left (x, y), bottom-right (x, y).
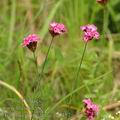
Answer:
top-left (0, 0), bottom-right (120, 119)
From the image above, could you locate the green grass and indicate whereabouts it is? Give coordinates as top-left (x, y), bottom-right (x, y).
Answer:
top-left (0, 0), bottom-right (120, 120)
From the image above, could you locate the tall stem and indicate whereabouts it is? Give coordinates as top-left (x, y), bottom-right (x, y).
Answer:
top-left (103, 5), bottom-right (112, 70)
top-left (40, 36), bottom-right (54, 79)
top-left (33, 36), bottom-right (54, 93)
top-left (103, 5), bottom-right (108, 36)
top-left (31, 37), bottom-right (54, 120)
top-left (75, 42), bottom-right (87, 85)
top-left (33, 52), bottom-right (39, 78)
top-left (69, 42), bottom-right (88, 104)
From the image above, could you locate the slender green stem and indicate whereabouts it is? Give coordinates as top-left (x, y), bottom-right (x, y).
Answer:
top-left (75, 42), bottom-right (87, 85)
top-left (33, 52), bottom-right (39, 78)
top-left (103, 5), bottom-right (112, 70)
top-left (69, 42), bottom-right (88, 104)
top-left (40, 36), bottom-right (54, 79)
top-left (33, 36), bottom-right (54, 92)
top-left (31, 37), bottom-right (54, 120)
top-left (102, 5), bottom-right (108, 46)
top-left (32, 52), bottom-right (39, 120)
top-left (103, 5), bottom-right (108, 36)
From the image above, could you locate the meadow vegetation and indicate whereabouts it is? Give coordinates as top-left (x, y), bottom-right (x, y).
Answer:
top-left (0, 0), bottom-right (120, 119)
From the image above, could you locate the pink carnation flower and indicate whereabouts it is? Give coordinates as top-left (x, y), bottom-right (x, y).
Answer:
top-left (23, 34), bottom-right (40, 52)
top-left (83, 99), bottom-right (99, 120)
top-left (49, 22), bottom-right (67, 37)
top-left (81, 24), bottom-right (100, 42)
top-left (97, 0), bottom-right (108, 5)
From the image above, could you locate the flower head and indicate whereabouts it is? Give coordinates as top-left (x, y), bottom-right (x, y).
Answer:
top-left (96, 0), bottom-right (108, 5)
top-left (23, 34), bottom-right (40, 52)
top-left (83, 99), bottom-right (99, 120)
top-left (81, 24), bottom-right (100, 42)
top-left (49, 22), bottom-right (67, 37)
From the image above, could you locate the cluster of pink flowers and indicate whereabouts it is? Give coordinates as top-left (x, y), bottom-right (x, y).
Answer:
top-left (23, 23), bottom-right (100, 51)
top-left (81, 24), bottom-right (100, 42)
top-left (49, 22), bottom-right (67, 37)
top-left (83, 99), bottom-right (99, 120)
top-left (23, 22), bottom-right (67, 52)
top-left (23, 34), bottom-right (40, 52)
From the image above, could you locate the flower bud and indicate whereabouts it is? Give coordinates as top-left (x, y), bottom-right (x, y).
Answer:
top-left (23, 34), bottom-right (40, 52)
top-left (97, 0), bottom-right (108, 5)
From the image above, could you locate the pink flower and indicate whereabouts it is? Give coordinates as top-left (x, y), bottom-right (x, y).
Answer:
top-left (49, 22), bottom-right (67, 37)
top-left (96, 0), bottom-right (108, 5)
top-left (81, 24), bottom-right (100, 42)
top-left (83, 99), bottom-right (99, 120)
top-left (23, 34), bottom-right (40, 52)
